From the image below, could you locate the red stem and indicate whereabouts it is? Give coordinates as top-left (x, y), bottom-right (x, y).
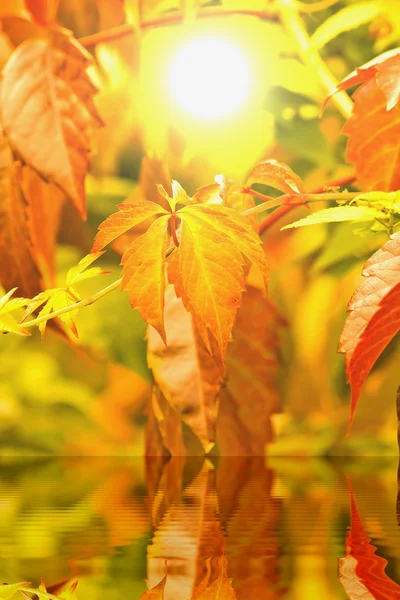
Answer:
top-left (171, 214), bottom-right (180, 247)
top-left (258, 173), bottom-right (357, 235)
top-left (79, 8), bottom-right (278, 47)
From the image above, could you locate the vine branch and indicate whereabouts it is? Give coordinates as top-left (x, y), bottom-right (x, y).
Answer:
top-left (241, 189), bottom-right (360, 219)
top-left (21, 278), bottom-right (123, 330)
top-left (79, 0), bottom-right (343, 47)
top-left (279, 0), bottom-right (353, 121)
top-left (256, 174), bottom-right (357, 233)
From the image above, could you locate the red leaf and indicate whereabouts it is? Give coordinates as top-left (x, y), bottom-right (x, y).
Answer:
top-left (339, 477), bottom-right (400, 600)
top-left (325, 47), bottom-right (400, 111)
top-left (343, 78), bottom-right (400, 192)
top-left (339, 232), bottom-right (400, 433)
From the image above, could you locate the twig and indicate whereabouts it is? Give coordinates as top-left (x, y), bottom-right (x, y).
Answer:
top-left (296, 0), bottom-right (342, 14)
top-left (21, 278), bottom-right (123, 329)
top-left (279, 0), bottom-right (353, 120)
top-left (258, 174), bottom-right (356, 234)
top-left (79, 7), bottom-right (279, 47)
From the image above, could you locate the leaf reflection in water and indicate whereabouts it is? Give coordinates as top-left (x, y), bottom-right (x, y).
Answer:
top-left (2, 458), bottom-right (400, 599)
top-left (339, 474), bottom-right (400, 600)
top-left (146, 457), bottom-right (284, 600)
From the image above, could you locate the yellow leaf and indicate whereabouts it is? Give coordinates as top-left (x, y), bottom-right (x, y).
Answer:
top-left (121, 214), bottom-right (171, 343)
top-left (170, 207), bottom-right (247, 359)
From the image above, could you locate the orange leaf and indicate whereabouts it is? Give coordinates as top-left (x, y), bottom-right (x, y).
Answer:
top-left (343, 79), bottom-right (400, 191)
top-left (217, 286), bottom-right (284, 456)
top-left (339, 232), bottom-right (400, 433)
top-left (0, 0), bottom-right (31, 19)
top-left (17, 165), bottom-right (64, 286)
top-left (339, 477), bottom-right (400, 600)
top-left (121, 214), bottom-right (171, 343)
top-left (147, 386), bottom-right (186, 456)
top-left (140, 575), bottom-right (167, 600)
top-left (246, 159), bottom-right (304, 194)
top-left (91, 199), bottom-right (169, 253)
top-left (191, 554), bottom-right (236, 599)
top-left (327, 47), bottom-right (400, 111)
top-left (24, 0), bottom-right (59, 25)
top-left (147, 286), bottom-right (223, 453)
top-left (0, 29), bottom-right (103, 218)
top-left (0, 137), bottom-right (42, 297)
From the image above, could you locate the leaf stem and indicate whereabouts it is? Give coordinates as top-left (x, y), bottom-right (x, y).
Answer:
top-left (242, 190), bottom-right (359, 218)
top-left (295, 0), bottom-right (342, 13)
top-left (21, 278), bottom-right (122, 329)
top-left (79, 7), bottom-right (280, 47)
top-left (19, 588), bottom-right (68, 600)
top-left (279, 0), bottom-right (353, 120)
top-left (258, 173), bottom-right (356, 233)
top-left (170, 214), bottom-right (180, 247)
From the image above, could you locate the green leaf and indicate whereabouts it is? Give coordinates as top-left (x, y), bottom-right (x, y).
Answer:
top-left (353, 191), bottom-right (400, 213)
top-left (310, 2), bottom-right (383, 49)
top-left (281, 206), bottom-right (388, 230)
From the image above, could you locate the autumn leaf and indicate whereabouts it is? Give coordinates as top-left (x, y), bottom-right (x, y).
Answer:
top-left (0, 287), bottom-right (30, 335)
top-left (339, 232), bottom-right (400, 433)
top-left (0, 582), bottom-right (30, 599)
top-left (121, 215), bottom-right (171, 342)
top-left (147, 386), bottom-right (187, 456)
top-left (140, 575), bottom-right (167, 600)
top-left (20, 251), bottom-right (105, 340)
top-left (17, 165), bottom-right (65, 286)
top-left (325, 48), bottom-right (400, 192)
top-left (24, 0), bottom-right (59, 25)
top-left (339, 476), bottom-right (400, 600)
top-left (191, 554), bottom-right (236, 600)
top-left (0, 132), bottom-right (43, 299)
top-left (109, 155), bottom-right (173, 256)
top-left (217, 286), bottom-right (283, 456)
top-left (246, 159), bottom-right (304, 195)
top-left (342, 79), bottom-right (400, 192)
top-left (328, 47), bottom-right (400, 111)
top-left (147, 286), bottom-right (223, 453)
top-left (281, 205), bottom-right (389, 230)
top-left (0, 28), bottom-right (103, 218)
top-left (170, 204), bottom-right (268, 360)
top-left (91, 199), bottom-right (169, 253)
top-left (0, 0), bottom-right (30, 20)
top-left (66, 251), bottom-right (106, 286)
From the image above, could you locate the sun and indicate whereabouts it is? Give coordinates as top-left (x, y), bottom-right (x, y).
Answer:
top-left (168, 35), bottom-right (252, 121)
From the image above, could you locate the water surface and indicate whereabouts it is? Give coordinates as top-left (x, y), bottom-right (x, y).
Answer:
top-left (1, 457), bottom-right (399, 599)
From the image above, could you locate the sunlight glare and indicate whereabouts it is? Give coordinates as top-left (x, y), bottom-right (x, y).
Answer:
top-left (168, 36), bottom-right (252, 120)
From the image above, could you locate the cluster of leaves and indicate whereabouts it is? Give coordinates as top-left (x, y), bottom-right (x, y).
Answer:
top-left (1, 0), bottom-right (400, 452)
top-left (0, 579), bottom-right (78, 600)
top-left (0, 252), bottom-right (106, 339)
